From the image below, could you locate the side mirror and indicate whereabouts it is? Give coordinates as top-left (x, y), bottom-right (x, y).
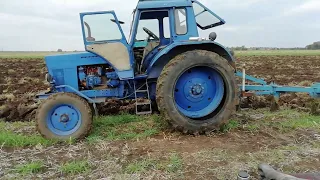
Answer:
top-left (209, 32), bottom-right (217, 41)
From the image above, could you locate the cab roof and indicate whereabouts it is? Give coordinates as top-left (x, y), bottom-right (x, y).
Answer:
top-left (137, 0), bottom-right (192, 9)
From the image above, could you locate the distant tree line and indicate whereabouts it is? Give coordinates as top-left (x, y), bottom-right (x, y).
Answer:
top-left (306, 41), bottom-right (320, 50)
top-left (54, 41), bottom-right (319, 52)
top-left (230, 46), bottom-right (248, 51)
top-left (229, 42), bottom-right (320, 50)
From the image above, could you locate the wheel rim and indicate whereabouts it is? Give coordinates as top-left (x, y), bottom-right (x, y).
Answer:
top-left (174, 66), bottom-right (225, 118)
top-left (46, 104), bottom-right (82, 136)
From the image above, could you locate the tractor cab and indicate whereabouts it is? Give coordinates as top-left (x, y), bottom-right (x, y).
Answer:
top-left (80, 0), bottom-right (225, 78)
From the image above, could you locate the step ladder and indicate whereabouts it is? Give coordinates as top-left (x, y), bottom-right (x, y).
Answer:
top-left (134, 79), bottom-right (152, 115)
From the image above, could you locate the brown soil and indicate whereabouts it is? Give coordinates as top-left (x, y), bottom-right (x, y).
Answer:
top-left (0, 56), bottom-right (319, 122)
top-left (236, 55), bottom-right (320, 85)
top-left (237, 55), bottom-right (320, 111)
top-left (0, 58), bottom-right (49, 121)
top-left (0, 58), bottom-right (49, 94)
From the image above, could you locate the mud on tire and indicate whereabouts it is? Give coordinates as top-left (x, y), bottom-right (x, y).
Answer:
top-left (156, 50), bottom-right (237, 134)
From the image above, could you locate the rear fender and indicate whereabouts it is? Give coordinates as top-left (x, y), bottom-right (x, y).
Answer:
top-left (146, 41), bottom-right (235, 78)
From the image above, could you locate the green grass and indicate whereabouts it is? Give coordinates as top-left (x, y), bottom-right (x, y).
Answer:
top-left (218, 109), bottom-right (319, 134)
top-left (220, 119), bottom-right (240, 132)
top-left (0, 114), bottom-right (164, 147)
top-left (240, 109), bottom-right (320, 133)
top-left (14, 161), bottom-right (44, 175)
top-left (86, 114), bottom-right (164, 142)
top-left (312, 141), bottom-right (320, 148)
top-left (59, 160), bottom-right (91, 175)
top-left (166, 153), bottom-right (183, 173)
top-left (0, 131), bottom-right (56, 147)
top-left (235, 49), bottom-right (320, 56)
top-left (125, 159), bottom-right (158, 174)
top-left (245, 123), bottom-right (260, 132)
top-left (1, 110), bottom-right (317, 148)
top-left (263, 109), bottom-right (320, 131)
top-left (278, 115), bottom-right (320, 131)
top-left (125, 153), bottom-right (183, 174)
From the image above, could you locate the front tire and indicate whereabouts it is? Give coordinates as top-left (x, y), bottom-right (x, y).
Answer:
top-left (156, 50), bottom-right (237, 134)
top-left (36, 93), bottom-right (93, 140)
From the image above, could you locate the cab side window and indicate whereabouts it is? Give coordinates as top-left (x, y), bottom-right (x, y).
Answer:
top-left (163, 17), bottom-right (170, 38)
top-left (136, 18), bottom-right (159, 41)
top-left (174, 9), bottom-right (187, 35)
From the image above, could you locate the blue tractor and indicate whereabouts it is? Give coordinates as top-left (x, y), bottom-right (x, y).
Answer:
top-left (36, 0), bottom-right (320, 140)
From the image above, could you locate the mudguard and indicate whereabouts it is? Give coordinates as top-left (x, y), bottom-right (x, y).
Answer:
top-left (146, 40), bottom-right (235, 74)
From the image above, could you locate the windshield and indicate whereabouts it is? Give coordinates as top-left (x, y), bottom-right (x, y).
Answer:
top-left (192, 1), bottom-right (225, 30)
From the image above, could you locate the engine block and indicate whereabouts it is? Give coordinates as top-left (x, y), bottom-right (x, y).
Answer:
top-left (78, 65), bottom-right (119, 90)
top-left (86, 75), bottom-right (102, 89)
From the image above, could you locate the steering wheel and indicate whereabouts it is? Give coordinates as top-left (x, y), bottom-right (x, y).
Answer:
top-left (143, 27), bottom-right (159, 41)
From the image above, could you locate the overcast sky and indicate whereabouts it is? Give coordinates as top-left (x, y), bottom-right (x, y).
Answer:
top-left (1, 0), bottom-right (320, 51)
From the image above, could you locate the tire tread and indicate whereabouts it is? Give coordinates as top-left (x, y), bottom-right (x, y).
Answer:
top-left (156, 50), bottom-right (237, 134)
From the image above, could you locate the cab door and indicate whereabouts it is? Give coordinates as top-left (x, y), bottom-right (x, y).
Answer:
top-left (80, 11), bottom-right (133, 78)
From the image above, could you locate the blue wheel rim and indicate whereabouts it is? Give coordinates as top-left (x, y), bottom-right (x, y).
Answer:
top-left (46, 104), bottom-right (82, 136)
top-left (174, 66), bottom-right (225, 118)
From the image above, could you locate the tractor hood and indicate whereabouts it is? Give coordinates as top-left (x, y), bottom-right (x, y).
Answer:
top-left (44, 52), bottom-right (107, 88)
top-left (44, 52), bottom-right (106, 69)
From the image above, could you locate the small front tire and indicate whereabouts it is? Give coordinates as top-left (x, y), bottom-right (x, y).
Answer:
top-left (36, 93), bottom-right (93, 140)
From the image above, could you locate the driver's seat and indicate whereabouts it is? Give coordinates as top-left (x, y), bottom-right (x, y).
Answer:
top-left (142, 41), bottom-right (160, 59)
top-left (139, 41), bottom-right (160, 72)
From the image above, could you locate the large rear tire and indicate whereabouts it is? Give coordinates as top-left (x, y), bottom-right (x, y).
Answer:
top-left (36, 93), bottom-right (93, 140)
top-left (156, 50), bottom-right (237, 134)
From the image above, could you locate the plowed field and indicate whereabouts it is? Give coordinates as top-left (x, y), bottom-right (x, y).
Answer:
top-left (1, 55), bottom-right (319, 122)
top-left (0, 53), bottom-right (320, 179)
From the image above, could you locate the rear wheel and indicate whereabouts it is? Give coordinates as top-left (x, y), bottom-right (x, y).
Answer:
top-left (36, 93), bottom-right (92, 140)
top-left (156, 50), bottom-right (237, 133)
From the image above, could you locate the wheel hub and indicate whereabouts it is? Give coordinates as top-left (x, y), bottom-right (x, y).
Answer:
top-left (174, 66), bottom-right (225, 118)
top-left (191, 84), bottom-right (203, 95)
top-left (185, 78), bottom-right (207, 102)
top-left (49, 105), bottom-right (81, 132)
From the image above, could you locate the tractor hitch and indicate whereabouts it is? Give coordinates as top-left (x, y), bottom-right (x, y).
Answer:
top-left (236, 70), bottom-right (320, 99)
top-left (236, 66), bottom-right (319, 112)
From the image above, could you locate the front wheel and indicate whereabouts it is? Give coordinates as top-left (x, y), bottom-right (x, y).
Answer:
top-left (156, 50), bottom-right (237, 134)
top-left (36, 93), bottom-right (93, 140)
